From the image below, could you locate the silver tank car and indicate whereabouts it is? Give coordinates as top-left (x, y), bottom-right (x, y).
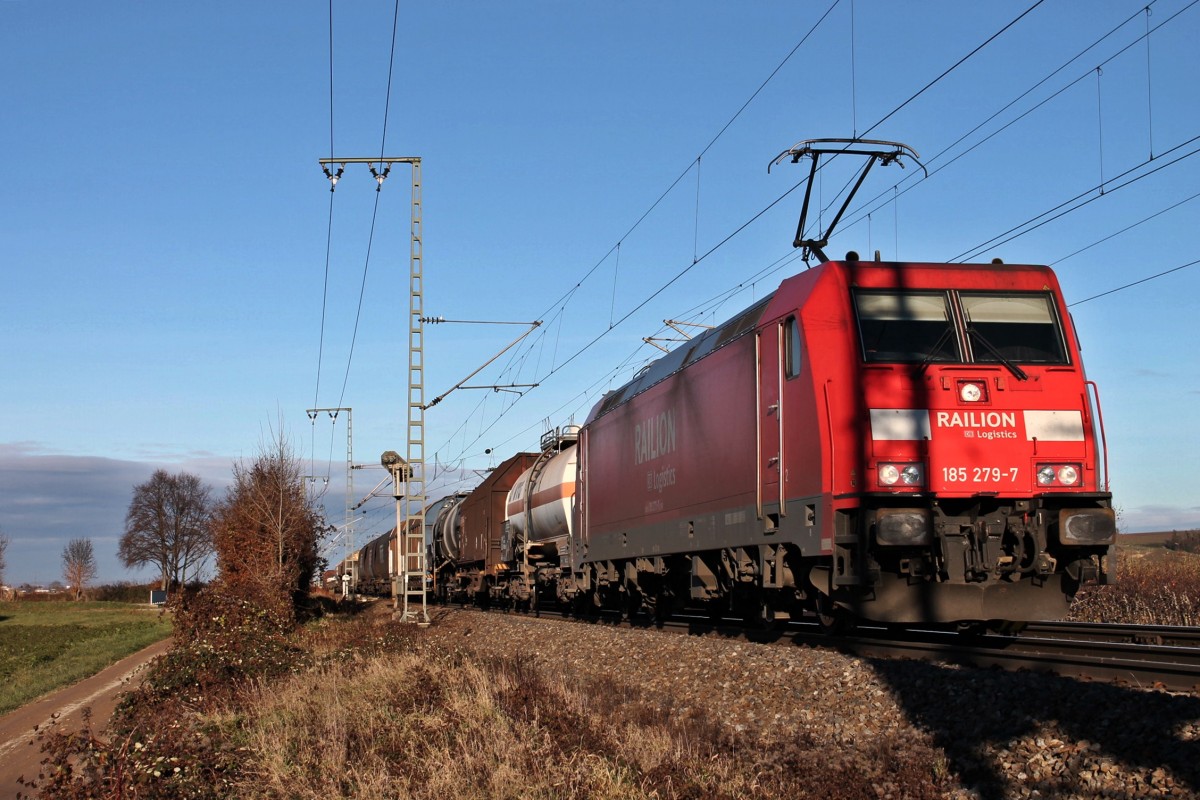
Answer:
top-left (505, 426), bottom-right (579, 562)
top-left (432, 494), bottom-right (468, 564)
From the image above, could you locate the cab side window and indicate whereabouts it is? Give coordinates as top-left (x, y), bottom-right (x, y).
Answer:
top-left (785, 316), bottom-right (803, 378)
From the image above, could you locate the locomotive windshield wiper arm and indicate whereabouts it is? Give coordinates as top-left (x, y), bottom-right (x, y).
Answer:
top-left (967, 328), bottom-right (1029, 381)
top-left (918, 325), bottom-right (957, 373)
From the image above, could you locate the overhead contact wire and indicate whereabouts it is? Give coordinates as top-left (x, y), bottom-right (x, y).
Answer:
top-left (811, 0), bottom-right (1049, 234)
top-left (379, 0), bottom-right (401, 159)
top-left (1070, 259), bottom-right (1200, 306)
top-left (333, 0), bottom-right (402, 410)
top-left (450, 0), bottom-right (842, 444)
top-left (861, 0), bottom-right (1046, 139)
top-left (950, 134), bottom-right (1200, 262)
top-left (440, 0), bottom-right (1075, 466)
top-left (336, 194), bottom-right (382, 410)
top-left (534, 2), bottom-right (1040, 387)
top-left (530, 0), bottom-right (840, 325)
top-left (312, 0), bottom-right (336, 470)
top-left (313, 0), bottom-right (337, 410)
top-left (840, 0), bottom-right (1189, 242)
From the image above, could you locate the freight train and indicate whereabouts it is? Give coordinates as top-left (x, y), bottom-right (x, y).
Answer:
top-left (344, 140), bottom-right (1116, 630)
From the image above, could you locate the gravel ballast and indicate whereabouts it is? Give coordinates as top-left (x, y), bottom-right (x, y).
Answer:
top-left (424, 607), bottom-right (1200, 799)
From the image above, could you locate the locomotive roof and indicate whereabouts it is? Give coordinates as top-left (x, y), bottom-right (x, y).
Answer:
top-left (587, 258), bottom-right (1062, 422)
top-left (592, 291), bottom-right (776, 420)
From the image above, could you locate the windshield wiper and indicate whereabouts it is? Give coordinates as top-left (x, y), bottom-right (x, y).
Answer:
top-left (918, 325), bottom-right (956, 373)
top-left (968, 327), bottom-right (1029, 381)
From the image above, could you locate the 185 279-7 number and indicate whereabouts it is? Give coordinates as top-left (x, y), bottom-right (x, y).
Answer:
top-left (941, 466), bottom-right (1019, 483)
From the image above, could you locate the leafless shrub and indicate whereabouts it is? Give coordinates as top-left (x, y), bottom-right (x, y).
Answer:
top-left (209, 430), bottom-right (326, 625)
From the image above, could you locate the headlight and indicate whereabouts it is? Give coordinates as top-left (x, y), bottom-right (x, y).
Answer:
top-left (958, 380), bottom-right (987, 403)
top-left (1036, 463), bottom-right (1083, 488)
top-left (878, 463), bottom-right (923, 488)
top-left (876, 508), bottom-right (932, 546)
top-left (1059, 508), bottom-right (1116, 544)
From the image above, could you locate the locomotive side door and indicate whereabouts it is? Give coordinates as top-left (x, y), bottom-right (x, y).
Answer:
top-left (756, 319), bottom-right (788, 527)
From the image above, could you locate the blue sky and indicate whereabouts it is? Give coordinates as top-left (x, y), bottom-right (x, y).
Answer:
top-left (2, 1), bottom-right (1198, 585)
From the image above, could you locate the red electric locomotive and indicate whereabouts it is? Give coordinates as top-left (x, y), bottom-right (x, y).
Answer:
top-left (561, 141), bottom-right (1114, 628)
top-left (571, 255), bottom-right (1114, 628)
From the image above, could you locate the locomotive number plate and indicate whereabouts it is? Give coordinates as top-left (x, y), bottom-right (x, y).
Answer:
top-left (941, 466), bottom-right (1020, 484)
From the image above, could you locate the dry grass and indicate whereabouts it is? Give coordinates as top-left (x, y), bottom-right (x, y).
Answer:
top-left (229, 554), bottom-right (1200, 799)
top-left (228, 616), bottom-right (944, 800)
top-left (1069, 547), bottom-right (1200, 626)
top-left (240, 642), bottom-right (723, 799)
top-left (28, 547), bottom-right (1200, 800)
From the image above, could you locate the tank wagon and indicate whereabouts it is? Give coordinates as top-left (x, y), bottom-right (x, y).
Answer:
top-left (503, 426), bottom-right (580, 605)
top-left (432, 452), bottom-right (538, 605)
top-left (349, 527), bottom-right (391, 596)
top-left (336, 517), bottom-right (422, 597)
top-left (334, 492), bottom-right (470, 598)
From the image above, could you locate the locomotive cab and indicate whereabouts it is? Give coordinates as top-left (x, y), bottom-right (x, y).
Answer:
top-left (808, 261), bottom-right (1116, 624)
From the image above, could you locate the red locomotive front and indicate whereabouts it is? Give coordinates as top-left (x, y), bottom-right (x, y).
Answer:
top-left (808, 260), bottom-right (1114, 623)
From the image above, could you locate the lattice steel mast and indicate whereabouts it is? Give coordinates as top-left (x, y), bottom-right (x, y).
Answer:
top-left (318, 156), bottom-right (428, 624)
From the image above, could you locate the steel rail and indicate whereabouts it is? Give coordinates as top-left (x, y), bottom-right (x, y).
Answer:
top-left (806, 625), bottom-right (1200, 693)
top-left (1020, 620), bottom-right (1200, 648)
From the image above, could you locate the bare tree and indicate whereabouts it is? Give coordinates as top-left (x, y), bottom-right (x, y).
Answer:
top-left (62, 538), bottom-right (97, 601)
top-left (210, 430), bottom-right (326, 623)
top-left (120, 470), bottom-right (214, 592)
top-left (0, 527), bottom-right (9, 587)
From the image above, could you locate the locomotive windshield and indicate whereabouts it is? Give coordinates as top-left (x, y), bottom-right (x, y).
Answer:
top-left (960, 292), bottom-right (1068, 365)
top-left (855, 291), bottom-right (959, 363)
top-left (854, 289), bottom-right (1069, 365)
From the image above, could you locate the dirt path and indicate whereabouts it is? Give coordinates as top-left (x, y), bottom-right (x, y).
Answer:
top-left (0, 638), bottom-right (171, 799)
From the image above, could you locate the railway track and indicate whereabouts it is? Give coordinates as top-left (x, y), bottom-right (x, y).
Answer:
top-left (1021, 620), bottom-right (1200, 647)
top-left (803, 623), bottom-right (1200, 693)
top-left (513, 605), bottom-right (1200, 693)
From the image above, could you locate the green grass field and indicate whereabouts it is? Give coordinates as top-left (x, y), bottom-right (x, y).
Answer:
top-left (0, 601), bottom-right (173, 715)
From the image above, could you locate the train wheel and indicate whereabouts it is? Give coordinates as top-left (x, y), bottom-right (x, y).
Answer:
top-left (955, 621), bottom-right (986, 637)
top-left (652, 589), bottom-right (673, 628)
top-left (816, 596), bottom-right (854, 635)
top-left (622, 585), bottom-right (646, 623)
top-left (745, 600), bottom-right (776, 630)
top-left (572, 589), bottom-right (599, 619)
